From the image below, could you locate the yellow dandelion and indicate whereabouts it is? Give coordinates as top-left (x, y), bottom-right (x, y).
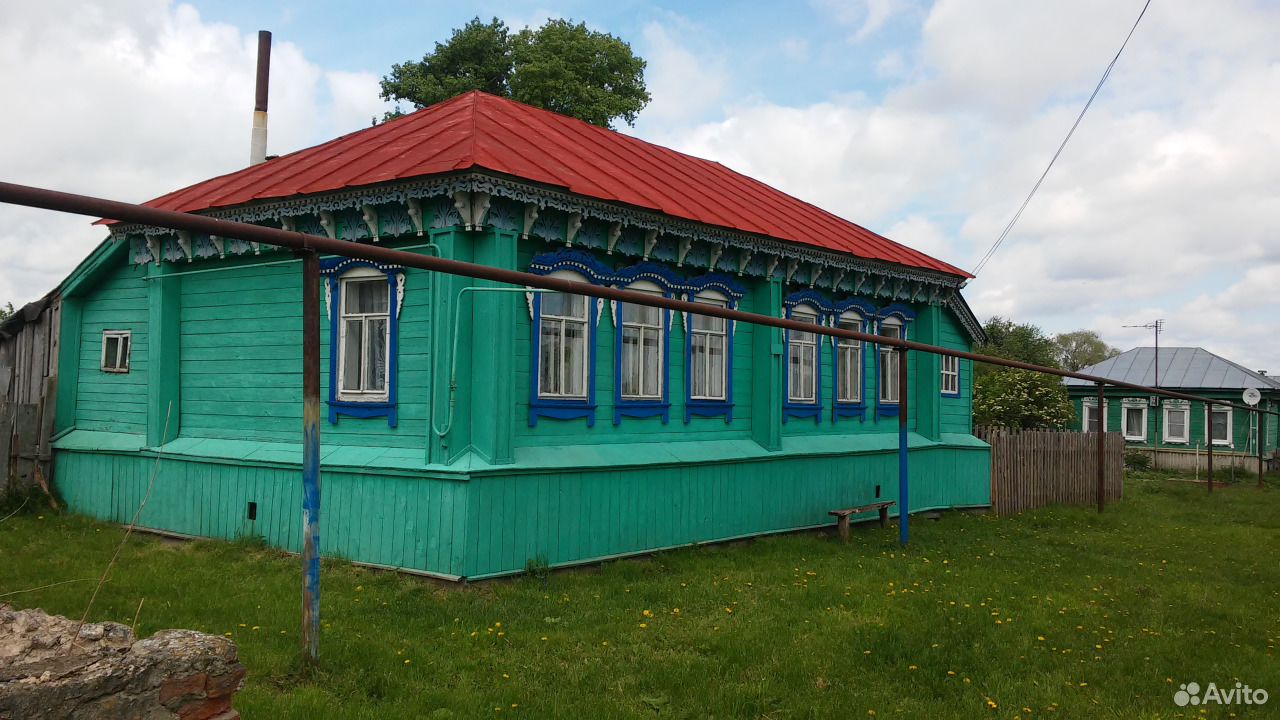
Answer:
top-left (602, 641), bottom-right (608, 646)
top-left (1037, 636), bottom-right (1045, 641)
top-left (403, 659), bottom-right (411, 665)
top-left (642, 610), bottom-right (653, 618)
top-left (238, 623), bottom-right (247, 628)
top-left (495, 622), bottom-right (502, 628)
top-left (497, 631), bottom-right (505, 637)
top-left (223, 632), bottom-right (232, 637)
top-left (502, 673), bottom-right (510, 679)
top-left (947, 671), bottom-right (956, 676)
top-left (356, 585), bottom-right (364, 592)
top-left (672, 608), bottom-right (681, 614)
top-left (725, 607), bottom-right (733, 614)
top-left (908, 665), bottom-right (918, 671)
top-left (639, 623), bottom-right (648, 629)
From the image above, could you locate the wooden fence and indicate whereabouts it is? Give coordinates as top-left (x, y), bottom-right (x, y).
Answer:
top-left (977, 427), bottom-right (1124, 516)
top-left (0, 290), bottom-right (60, 500)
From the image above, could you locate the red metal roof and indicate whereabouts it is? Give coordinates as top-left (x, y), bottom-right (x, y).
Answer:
top-left (123, 91), bottom-right (971, 278)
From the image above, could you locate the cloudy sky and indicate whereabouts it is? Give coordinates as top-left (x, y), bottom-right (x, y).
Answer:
top-left (2, 0), bottom-right (1278, 369)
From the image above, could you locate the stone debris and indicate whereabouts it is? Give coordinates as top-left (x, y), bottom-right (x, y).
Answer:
top-left (0, 605), bottom-right (244, 720)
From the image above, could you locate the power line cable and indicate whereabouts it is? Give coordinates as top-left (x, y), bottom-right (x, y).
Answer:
top-left (971, 0), bottom-right (1153, 277)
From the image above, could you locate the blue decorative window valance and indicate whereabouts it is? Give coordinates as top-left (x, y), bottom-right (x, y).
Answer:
top-left (321, 257), bottom-right (405, 427)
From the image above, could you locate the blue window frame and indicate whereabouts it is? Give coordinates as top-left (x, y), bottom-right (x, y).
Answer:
top-left (613, 262), bottom-right (682, 425)
top-left (874, 303), bottom-right (916, 418)
top-left (528, 249), bottom-right (610, 427)
top-left (321, 257), bottom-right (405, 427)
top-left (684, 274), bottom-right (745, 423)
top-left (832, 298), bottom-right (877, 422)
top-left (783, 290), bottom-right (832, 423)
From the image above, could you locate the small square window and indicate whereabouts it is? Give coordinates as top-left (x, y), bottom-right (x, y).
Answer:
top-left (101, 330), bottom-right (131, 373)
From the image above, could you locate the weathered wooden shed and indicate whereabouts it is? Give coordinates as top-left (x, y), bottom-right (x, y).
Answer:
top-left (0, 290), bottom-right (61, 498)
top-left (53, 92), bottom-right (991, 579)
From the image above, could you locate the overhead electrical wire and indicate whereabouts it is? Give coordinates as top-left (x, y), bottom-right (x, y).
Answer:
top-left (970, 0), bottom-right (1153, 277)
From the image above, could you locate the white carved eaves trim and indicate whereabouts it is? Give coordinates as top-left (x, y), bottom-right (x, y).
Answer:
top-left (111, 170), bottom-right (966, 290)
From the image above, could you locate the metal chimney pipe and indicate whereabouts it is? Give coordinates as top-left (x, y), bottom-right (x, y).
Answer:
top-left (249, 30), bottom-right (271, 165)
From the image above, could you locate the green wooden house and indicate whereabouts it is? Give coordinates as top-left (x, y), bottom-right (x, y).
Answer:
top-left (52, 92), bottom-right (990, 579)
top-left (1065, 347), bottom-right (1279, 471)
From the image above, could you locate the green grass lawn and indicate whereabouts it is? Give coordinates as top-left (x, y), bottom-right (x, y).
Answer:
top-left (2, 475), bottom-right (1278, 719)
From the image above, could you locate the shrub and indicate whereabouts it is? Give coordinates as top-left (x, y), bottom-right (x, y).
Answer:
top-left (1124, 449), bottom-right (1153, 471)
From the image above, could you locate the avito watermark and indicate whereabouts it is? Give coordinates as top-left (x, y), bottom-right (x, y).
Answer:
top-left (1174, 681), bottom-right (1268, 707)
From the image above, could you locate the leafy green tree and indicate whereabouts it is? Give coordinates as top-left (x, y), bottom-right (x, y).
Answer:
top-left (0, 302), bottom-right (12, 321)
top-left (973, 317), bottom-right (1074, 429)
top-left (975, 316), bottom-right (1060, 372)
top-left (380, 17), bottom-right (650, 128)
top-left (1053, 330), bottom-right (1121, 371)
top-left (974, 369), bottom-right (1076, 429)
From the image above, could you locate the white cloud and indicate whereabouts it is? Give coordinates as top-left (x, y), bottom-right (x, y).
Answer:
top-left (0, 1), bottom-right (383, 306)
top-left (655, 0), bottom-right (1280, 369)
top-left (811, 0), bottom-right (913, 42)
top-left (639, 21), bottom-right (729, 124)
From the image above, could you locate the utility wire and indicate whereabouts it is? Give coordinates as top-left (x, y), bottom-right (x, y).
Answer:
top-left (971, 0), bottom-right (1153, 277)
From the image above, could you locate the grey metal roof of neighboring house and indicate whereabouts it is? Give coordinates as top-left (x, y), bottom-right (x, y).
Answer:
top-left (1063, 347), bottom-right (1280, 390)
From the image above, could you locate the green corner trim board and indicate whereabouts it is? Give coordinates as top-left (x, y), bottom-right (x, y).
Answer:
top-left (53, 163), bottom-right (990, 579)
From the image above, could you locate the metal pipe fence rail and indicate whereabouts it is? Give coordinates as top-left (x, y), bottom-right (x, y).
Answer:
top-left (2, 180), bottom-right (1275, 659)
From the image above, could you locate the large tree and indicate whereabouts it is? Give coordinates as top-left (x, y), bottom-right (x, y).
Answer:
top-left (1053, 330), bottom-right (1121, 371)
top-left (973, 317), bottom-right (1075, 429)
top-left (380, 17), bottom-right (650, 127)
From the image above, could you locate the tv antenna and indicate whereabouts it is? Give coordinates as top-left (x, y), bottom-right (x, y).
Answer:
top-left (1124, 319), bottom-right (1164, 388)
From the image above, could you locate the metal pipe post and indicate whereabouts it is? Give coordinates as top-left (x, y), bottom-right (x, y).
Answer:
top-left (1096, 382), bottom-right (1105, 513)
top-left (897, 347), bottom-right (909, 546)
top-left (301, 250), bottom-right (322, 662)
top-left (1260, 411), bottom-right (1266, 488)
top-left (1207, 404), bottom-right (1214, 493)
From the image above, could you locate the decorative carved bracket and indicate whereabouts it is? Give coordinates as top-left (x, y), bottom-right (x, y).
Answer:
top-left (470, 191), bottom-right (491, 229)
top-left (521, 203), bottom-right (539, 239)
top-left (146, 237), bottom-right (161, 266)
top-left (606, 222), bottom-right (622, 254)
top-left (873, 276), bottom-right (887, 297)
top-left (830, 268), bottom-right (847, 291)
top-left (707, 244), bottom-right (724, 271)
top-left (452, 191), bottom-right (471, 230)
top-left (361, 205), bottom-right (379, 241)
top-left (785, 258), bottom-right (800, 284)
top-left (737, 249), bottom-right (753, 276)
top-left (892, 279), bottom-right (903, 299)
top-left (809, 264), bottom-right (823, 288)
top-left (765, 255), bottom-right (781, 280)
top-left (565, 212), bottom-right (583, 246)
top-left (210, 236), bottom-right (225, 259)
top-left (318, 211), bottom-right (336, 240)
top-left (406, 198), bottom-right (425, 236)
top-left (176, 231), bottom-right (193, 262)
top-left (281, 216), bottom-right (296, 233)
top-left (676, 237), bottom-right (692, 266)
top-left (642, 229), bottom-right (659, 260)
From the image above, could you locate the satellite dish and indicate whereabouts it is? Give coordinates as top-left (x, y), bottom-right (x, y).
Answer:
top-left (1243, 387), bottom-right (1261, 406)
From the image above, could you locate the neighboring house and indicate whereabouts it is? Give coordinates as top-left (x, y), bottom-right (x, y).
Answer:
top-left (1065, 347), bottom-right (1279, 470)
top-left (52, 91), bottom-right (989, 580)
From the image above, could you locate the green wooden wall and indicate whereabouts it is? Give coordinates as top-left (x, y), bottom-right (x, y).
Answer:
top-left (54, 220), bottom-right (991, 578)
top-left (75, 262), bottom-right (149, 435)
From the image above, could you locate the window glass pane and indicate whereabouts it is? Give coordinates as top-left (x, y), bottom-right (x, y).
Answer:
top-left (104, 336), bottom-right (119, 368)
top-left (788, 346), bottom-right (803, 399)
top-left (367, 318), bottom-right (388, 392)
top-left (1125, 408), bottom-right (1143, 436)
top-left (542, 292), bottom-right (587, 319)
top-left (708, 336), bottom-right (725, 399)
top-left (882, 351), bottom-right (899, 402)
top-left (1211, 409), bottom-right (1229, 441)
top-left (347, 278), bottom-right (389, 314)
top-left (621, 326), bottom-right (641, 397)
top-left (690, 334), bottom-right (707, 397)
top-left (633, 304), bottom-right (661, 327)
top-left (342, 319), bottom-right (363, 391)
top-left (1168, 410), bottom-right (1186, 438)
top-left (692, 313), bottom-right (724, 332)
top-left (880, 321), bottom-right (902, 339)
top-left (563, 320), bottom-right (586, 397)
top-left (641, 328), bottom-right (660, 397)
top-left (539, 319), bottom-right (560, 395)
top-left (119, 336), bottom-right (130, 368)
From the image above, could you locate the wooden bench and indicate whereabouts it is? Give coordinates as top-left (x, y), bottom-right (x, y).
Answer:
top-left (829, 501), bottom-right (896, 541)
